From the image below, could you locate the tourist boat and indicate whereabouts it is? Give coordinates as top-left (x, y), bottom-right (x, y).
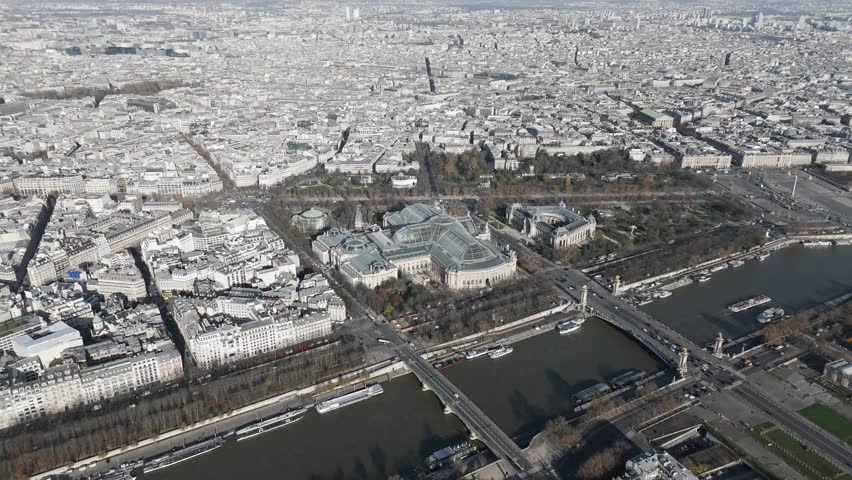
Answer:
top-left (728, 295), bottom-right (771, 313)
top-left (655, 290), bottom-right (672, 299)
top-left (802, 240), bottom-right (832, 247)
top-left (557, 320), bottom-right (583, 335)
top-left (696, 274), bottom-right (711, 283)
top-left (756, 252), bottom-right (771, 261)
top-left (488, 344), bottom-right (513, 359)
top-left (315, 385), bottom-right (384, 414)
top-left (728, 259), bottom-right (745, 268)
top-left (464, 347), bottom-right (489, 360)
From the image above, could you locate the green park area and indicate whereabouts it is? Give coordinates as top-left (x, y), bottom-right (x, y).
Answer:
top-left (751, 423), bottom-right (852, 480)
top-left (799, 403), bottom-right (852, 447)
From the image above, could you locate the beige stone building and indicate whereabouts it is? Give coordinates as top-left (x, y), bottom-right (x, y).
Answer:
top-left (313, 204), bottom-right (517, 290)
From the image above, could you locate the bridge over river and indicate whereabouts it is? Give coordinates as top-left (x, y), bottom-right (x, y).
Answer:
top-left (392, 340), bottom-right (536, 476)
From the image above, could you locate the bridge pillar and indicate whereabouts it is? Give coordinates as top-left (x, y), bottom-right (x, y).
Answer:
top-left (444, 405), bottom-right (453, 415)
top-left (713, 332), bottom-right (724, 358)
top-left (677, 347), bottom-right (689, 377)
top-left (421, 382), bottom-right (430, 392)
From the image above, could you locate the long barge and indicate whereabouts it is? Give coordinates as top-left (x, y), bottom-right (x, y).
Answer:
top-left (143, 436), bottom-right (226, 473)
top-left (315, 384), bottom-right (384, 414)
top-left (235, 407), bottom-right (308, 441)
top-left (425, 441), bottom-right (479, 470)
top-left (728, 295), bottom-right (771, 313)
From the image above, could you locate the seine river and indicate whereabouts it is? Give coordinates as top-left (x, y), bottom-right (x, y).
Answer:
top-left (642, 244), bottom-right (852, 345)
top-left (145, 319), bottom-right (662, 480)
top-left (145, 245), bottom-right (852, 480)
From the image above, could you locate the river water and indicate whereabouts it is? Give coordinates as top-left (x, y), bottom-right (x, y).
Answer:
top-left (642, 244), bottom-right (852, 345)
top-left (145, 319), bottom-right (661, 480)
top-left (145, 245), bottom-right (852, 480)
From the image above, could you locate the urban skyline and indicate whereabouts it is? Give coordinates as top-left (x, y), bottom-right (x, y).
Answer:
top-left (1, 1), bottom-right (852, 480)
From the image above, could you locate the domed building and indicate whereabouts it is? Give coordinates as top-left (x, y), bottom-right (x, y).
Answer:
top-left (312, 203), bottom-right (516, 290)
top-left (291, 207), bottom-right (329, 233)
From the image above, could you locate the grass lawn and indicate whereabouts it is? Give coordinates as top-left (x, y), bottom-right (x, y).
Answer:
top-left (752, 423), bottom-right (852, 480)
top-left (799, 403), bottom-right (852, 447)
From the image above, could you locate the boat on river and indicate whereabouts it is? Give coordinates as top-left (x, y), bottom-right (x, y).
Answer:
top-left (728, 295), bottom-right (771, 313)
top-left (464, 347), bottom-right (489, 359)
top-left (316, 385), bottom-right (384, 414)
top-left (489, 344), bottom-right (513, 359)
top-left (235, 408), bottom-right (308, 441)
top-left (425, 441), bottom-right (479, 470)
top-left (756, 307), bottom-right (784, 324)
top-left (143, 436), bottom-right (226, 473)
top-left (557, 319), bottom-right (583, 334)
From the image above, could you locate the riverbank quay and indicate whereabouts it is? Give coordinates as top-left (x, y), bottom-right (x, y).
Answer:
top-left (31, 303), bottom-right (579, 480)
top-left (30, 351), bottom-right (412, 480)
top-left (460, 375), bottom-right (696, 480)
top-left (615, 233), bottom-right (852, 293)
top-left (416, 303), bottom-right (577, 361)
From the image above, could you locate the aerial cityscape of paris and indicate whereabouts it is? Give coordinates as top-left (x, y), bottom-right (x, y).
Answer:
top-left (1, 0), bottom-right (852, 479)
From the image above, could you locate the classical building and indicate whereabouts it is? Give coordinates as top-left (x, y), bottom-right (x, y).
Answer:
top-left (508, 201), bottom-right (596, 249)
top-left (291, 207), bottom-right (329, 233)
top-left (172, 298), bottom-right (333, 369)
top-left (680, 153), bottom-right (732, 169)
top-left (639, 109), bottom-right (675, 128)
top-left (313, 203), bottom-right (517, 290)
top-left (824, 359), bottom-right (852, 388)
top-left (737, 150), bottom-right (812, 168)
top-left (390, 173), bottom-right (418, 189)
top-left (91, 269), bottom-right (148, 301)
top-left (0, 344), bottom-right (182, 428)
top-left (618, 451), bottom-right (698, 480)
top-left (79, 348), bottom-right (183, 403)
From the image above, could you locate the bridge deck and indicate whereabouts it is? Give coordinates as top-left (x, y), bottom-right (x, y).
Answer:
top-left (396, 344), bottom-right (535, 475)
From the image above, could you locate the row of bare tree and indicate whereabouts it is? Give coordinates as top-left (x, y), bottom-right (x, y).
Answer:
top-left (0, 340), bottom-right (365, 479)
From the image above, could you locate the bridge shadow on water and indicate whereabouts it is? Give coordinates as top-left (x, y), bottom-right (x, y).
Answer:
top-left (509, 388), bottom-right (548, 436)
top-left (305, 447), bottom-right (387, 480)
top-left (305, 423), bottom-right (468, 480)
top-left (544, 368), bottom-right (575, 413)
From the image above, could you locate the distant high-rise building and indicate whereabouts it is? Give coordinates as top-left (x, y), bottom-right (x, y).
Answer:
top-left (724, 51), bottom-right (733, 66)
top-left (353, 8), bottom-right (360, 19)
top-left (345, 6), bottom-right (350, 21)
top-left (634, 17), bottom-right (641, 30)
top-left (424, 57), bottom-right (436, 93)
top-left (755, 12), bottom-right (764, 27)
top-left (702, 7), bottom-right (711, 19)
